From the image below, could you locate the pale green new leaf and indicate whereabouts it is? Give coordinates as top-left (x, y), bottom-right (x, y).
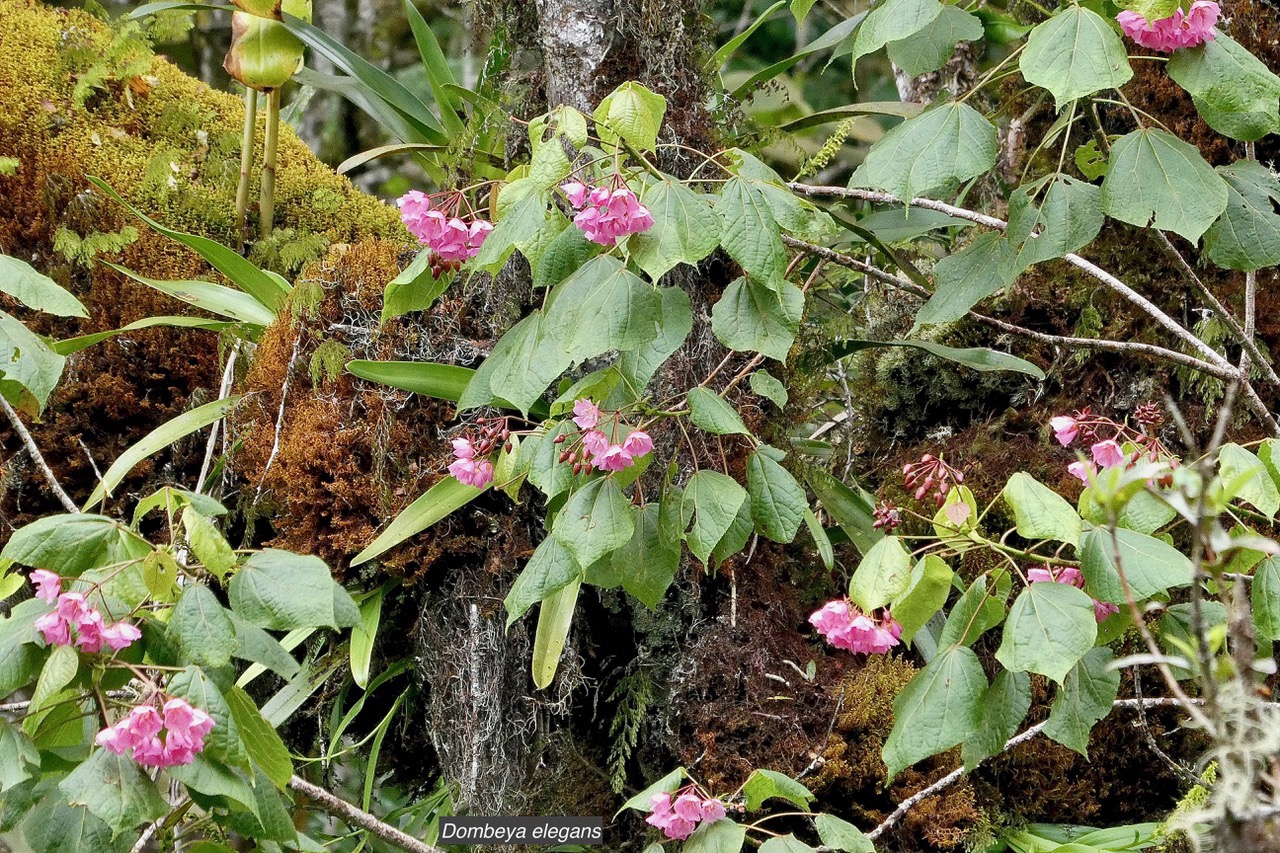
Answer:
top-left (882, 645), bottom-right (986, 779)
top-left (750, 370), bottom-right (788, 407)
top-left (1019, 7), bottom-right (1132, 109)
top-left (1043, 647), bottom-right (1120, 755)
top-left (1100, 128), bottom-right (1228, 243)
top-left (182, 507), bottom-right (236, 580)
top-left (532, 580), bottom-right (579, 689)
top-left (683, 819), bottom-right (747, 853)
top-left (712, 278), bottom-right (803, 362)
top-left (594, 81), bottom-right (667, 152)
top-left (852, 102), bottom-right (997, 202)
top-left (0, 312), bottom-right (65, 413)
top-left (1003, 472), bottom-right (1082, 546)
top-left (996, 582), bottom-right (1097, 684)
top-left (849, 535), bottom-right (912, 611)
top-left (742, 769), bottom-right (814, 811)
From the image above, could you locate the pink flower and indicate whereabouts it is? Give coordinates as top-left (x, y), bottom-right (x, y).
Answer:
top-left (449, 457), bottom-right (494, 489)
top-left (1095, 599), bottom-right (1121, 622)
top-left (568, 181), bottom-right (654, 246)
top-left (100, 621), bottom-right (141, 652)
top-left (672, 793), bottom-right (704, 822)
top-left (452, 437), bottom-right (477, 460)
top-left (56, 592), bottom-right (91, 623)
top-left (1091, 439), bottom-right (1126, 468)
top-left (1049, 416), bottom-right (1079, 447)
top-left (126, 705), bottom-right (164, 740)
top-left (582, 430), bottom-right (609, 456)
top-left (95, 722), bottom-right (134, 755)
top-left (809, 599), bottom-right (901, 655)
top-left (34, 610), bottom-right (70, 646)
top-left (622, 431), bottom-right (653, 458)
top-left (592, 445), bottom-right (633, 472)
top-left (645, 791), bottom-right (700, 841)
top-left (1067, 460), bottom-right (1096, 484)
top-left (700, 799), bottom-right (726, 823)
top-left (1118, 1), bottom-right (1218, 52)
top-left (572, 399), bottom-right (601, 430)
top-left (73, 609), bottom-right (107, 653)
top-left (29, 570), bottom-right (61, 603)
top-left (561, 181), bottom-right (590, 208)
top-left (131, 736), bottom-right (167, 766)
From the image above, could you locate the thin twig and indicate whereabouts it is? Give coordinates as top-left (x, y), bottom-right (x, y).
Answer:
top-left (856, 698), bottom-right (1208, 846)
top-left (196, 342), bottom-right (241, 495)
top-left (288, 775), bottom-right (443, 853)
top-left (1, 396), bottom-right (79, 514)
top-left (1132, 666), bottom-right (1202, 788)
top-left (255, 333), bottom-right (300, 502)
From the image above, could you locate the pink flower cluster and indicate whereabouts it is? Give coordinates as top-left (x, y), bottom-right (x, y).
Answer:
top-left (1051, 414), bottom-right (1138, 484)
top-left (561, 180), bottom-right (654, 246)
top-left (31, 571), bottom-right (140, 654)
top-left (397, 190), bottom-right (493, 263)
top-left (646, 790), bottom-right (727, 841)
top-left (1027, 566), bottom-right (1120, 623)
top-left (809, 599), bottom-right (902, 654)
top-left (449, 437), bottom-right (495, 489)
top-left (96, 697), bottom-right (215, 768)
top-left (570, 399), bottom-right (653, 472)
top-left (1118, 1), bottom-right (1218, 52)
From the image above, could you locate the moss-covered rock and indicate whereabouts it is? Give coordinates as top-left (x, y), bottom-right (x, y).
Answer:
top-left (0, 0), bottom-right (410, 522)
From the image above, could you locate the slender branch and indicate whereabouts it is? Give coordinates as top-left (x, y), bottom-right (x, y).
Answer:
top-left (787, 182), bottom-right (1235, 370)
top-left (856, 698), bottom-right (1207, 846)
top-left (288, 775), bottom-right (443, 853)
top-left (196, 342), bottom-right (240, 495)
top-left (1, 396), bottom-right (79, 514)
top-left (782, 236), bottom-right (1237, 381)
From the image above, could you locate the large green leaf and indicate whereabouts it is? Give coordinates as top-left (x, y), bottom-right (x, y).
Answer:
top-left (913, 232), bottom-right (1019, 329)
top-left (1003, 472), bottom-right (1082, 546)
top-left (742, 769), bottom-right (814, 811)
top-left (459, 313), bottom-right (571, 414)
top-left (0, 312), bottom-right (65, 413)
top-left (1167, 33), bottom-right (1280, 142)
top-left (711, 277), bottom-right (804, 362)
top-left (852, 102), bottom-right (997, 202)
top-left (230, 549), bottom-right (358, 631)
top-left (1203, 162), bottom-right (1280, 272)
top-left (995, 582), bottom-right (1097, 684)
top-left (1018, 7), bottom-right (1132, 109)
top-left (379, 250), bottom-right (450, 324)
top-left (1079, 525), bottom-right (1193, 604)
top-left (608, 502), bottom-right (680, 607)
top-left (827, 338), bottom-right (1045, 379)
top-left (102, 263), bottom-right (274, 326)
top-left (715, 178), bottom-right (788, 290)
top-left (681, 470), bottom-right (749, 564)
top-left (846, 0), bottom-right (944, 63)
top-left (687, 387), bottom-right (750, 436)
top-left (961, 669), bottom-right (1030, 769)
top-left (84, 396), bottom-right (243, 509)
top-left (1042, 647), bottom-right (1120, 755)
top-left (0, 255), bottom-right (88, 317)
top-left (814, 814), bottom-right (874, 852)
top-left (0, 719), bottom-right (39, 792)
top-left (747, 452), bottom-right (807, 543)
top-left (1006, 175), bottom-right (1104, 267)
top-left (882, 645), bottom-right (987, 779)
top-left (532, 580), bottom-right (579, 689)
top-left (1100, 128), bottom-right (1228, 243)
top-left (505, 537), bottom-right (582, 626)
top-left (23, 791), bottom-right (133, 853)
top-left (683, 819), bottom-right (747, 853)
top-left (891, 555), bottom-right (953, 644)
top-left (168, 665), bottom-right (248, 769)
top-left (627, 179), bottom-right (720, 281)
top-left (1252, 555), bottom-right (1280, 642)
top-left (225, 686), bottom-right (293, 789)
top-left (849, 535), bottom-right (912, 611)
top-left (617, 285), bottom-right (694, 395)
top-left (886, 7), bottom-right (983, 77)
top-left (87, 176), bottom-right (288, 310)
top-left (553, 478), bottom-right (637, 570)
top-left (1, 513), bottom-right (150, 575)
top-left (1219, 442), bottom-right (1280, 516)
top-left (593, 81), bottom-right (667, 152)
top-left (351, 475), bottom-right (485, 566)
top-left (168, 583), bottom-right (237, 668)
